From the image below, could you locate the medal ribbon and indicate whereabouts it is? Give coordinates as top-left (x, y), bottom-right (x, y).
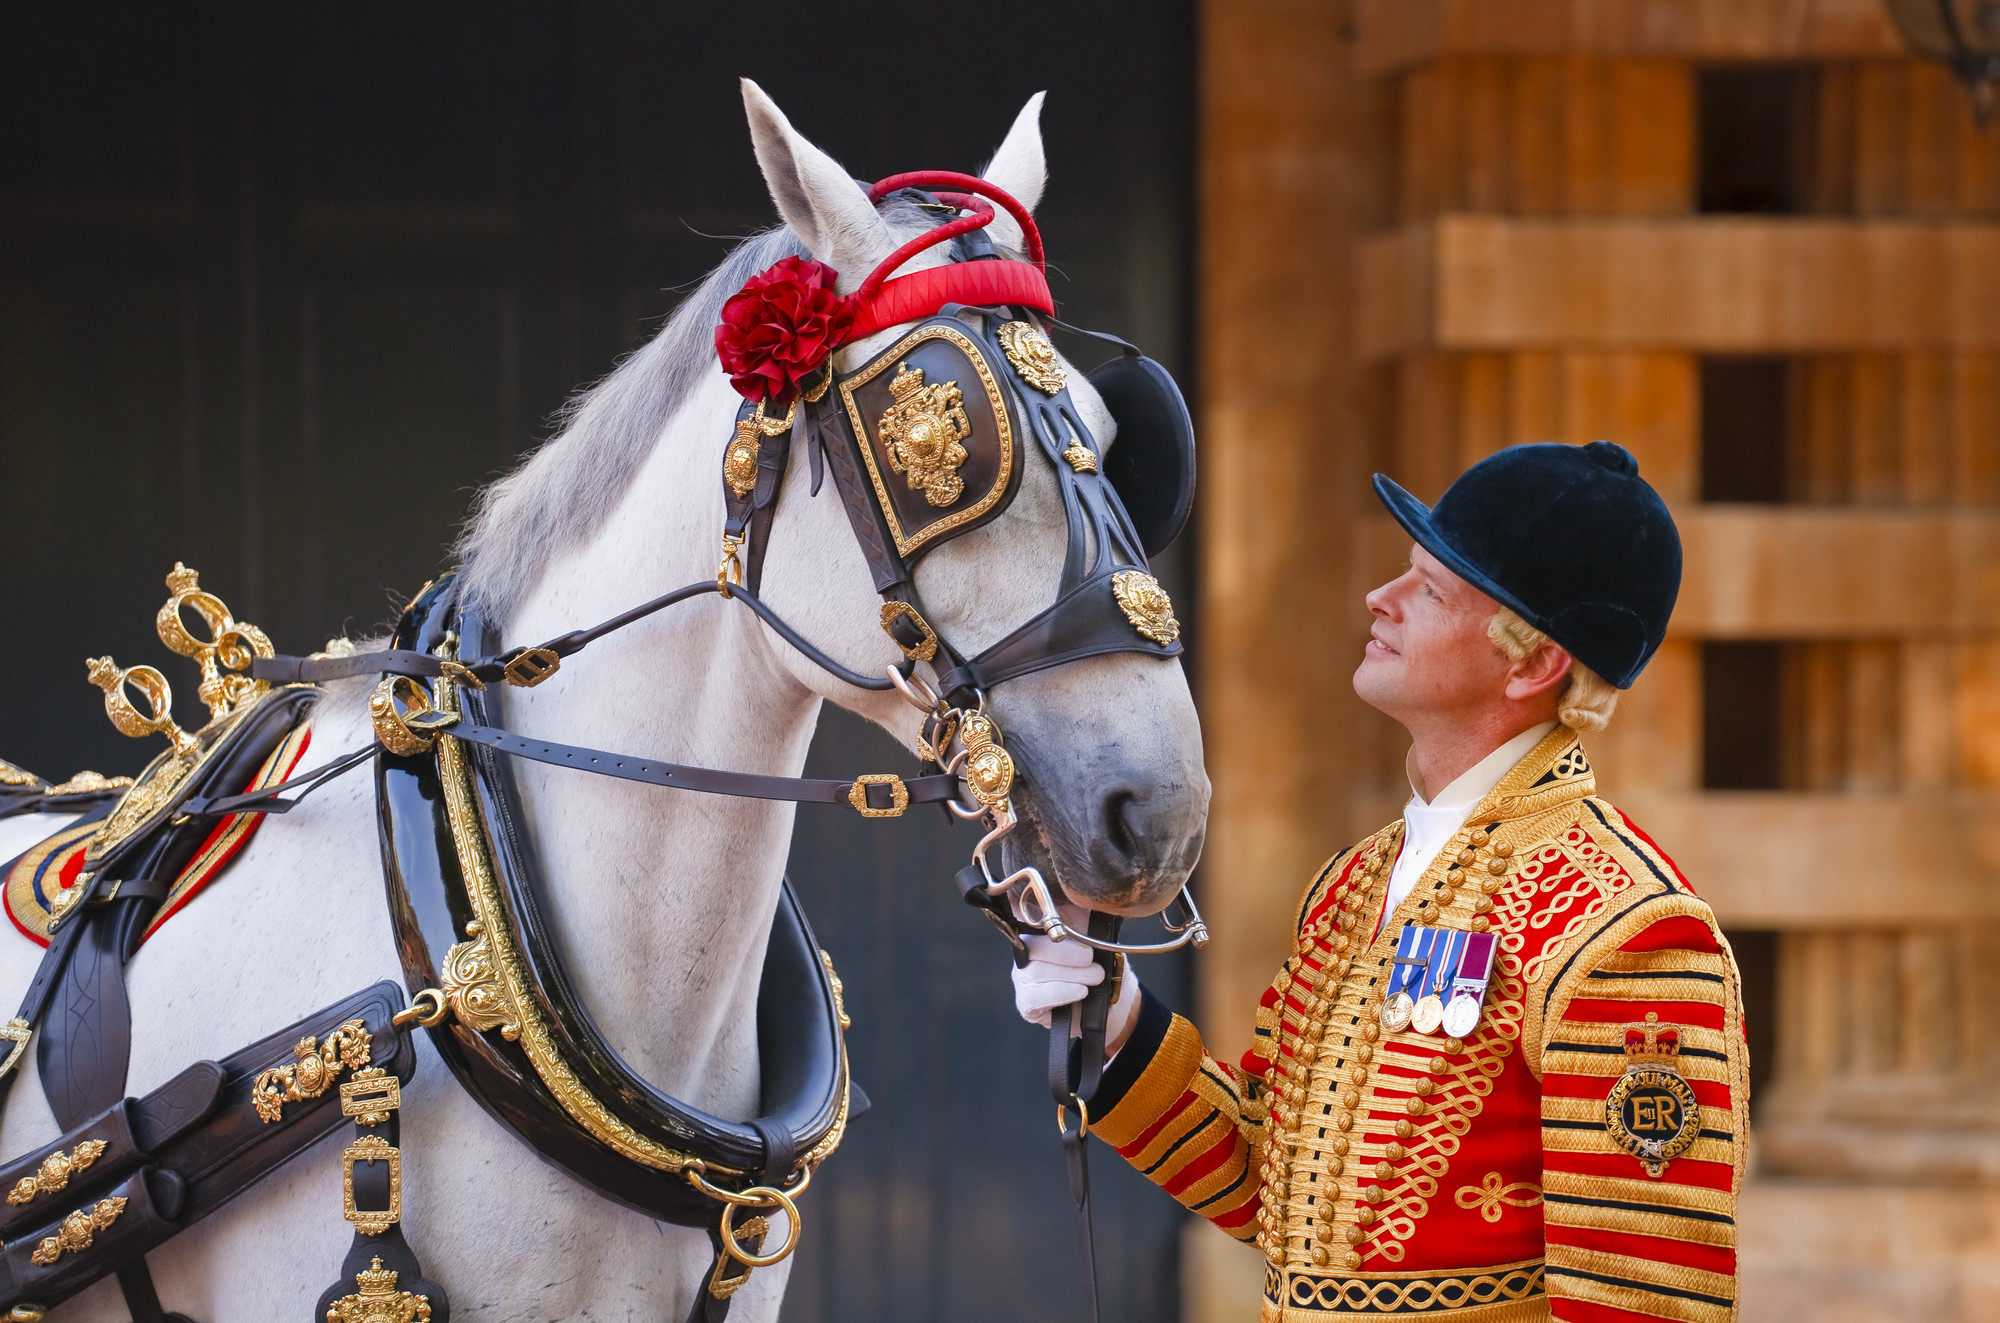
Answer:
top-left (1446, 931), bottom-right (1497, 1003)
top-left (1388, 925), bottom-right (1431, 1000)
top-left (1421, 930), bottom-right (1467, 1001)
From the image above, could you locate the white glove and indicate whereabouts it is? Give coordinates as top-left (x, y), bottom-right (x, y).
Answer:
top-left (1011, 931), bottom-right (1143, 1055)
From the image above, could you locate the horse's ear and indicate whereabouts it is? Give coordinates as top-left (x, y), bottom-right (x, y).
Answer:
top-left (980, 92), bottom-right (1046, 256)
top-left (741, 78), bottom-right (891, 287)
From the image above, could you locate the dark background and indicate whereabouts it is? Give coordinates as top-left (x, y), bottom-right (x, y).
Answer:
top-left (0, 5), bottom-right (1198, 1320)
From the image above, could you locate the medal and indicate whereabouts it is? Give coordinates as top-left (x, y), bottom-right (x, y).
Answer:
top-left (1381, 925), bottom-right (1428, 1033)
top-left (1411, 930), bottom-right (1465, 1036)
top-left (1440, 931), bottom-right (1498, 1039)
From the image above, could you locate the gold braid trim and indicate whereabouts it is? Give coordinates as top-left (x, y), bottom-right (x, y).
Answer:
top-left (1545, 1245), bottom-right (1735, 1323)
top-left (1268, 1258), bottom-right (1546, 1316)
top-left (433, 671), bottom-right (698, 1174)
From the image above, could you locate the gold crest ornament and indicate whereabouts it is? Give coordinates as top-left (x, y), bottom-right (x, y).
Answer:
top-left (29, 1196), bottom-right (125, 1266)
top-left (877, 362), bottom-right (971, 507)
top-left (327, 1257), bottom-right (432, 1323)
top-left (1060, 438), bottom-right (1099, 474)
top-left (998, 320), bottom-right (1066, 394)
top-left (1604, 1013), bottom-right (1701, 1178)
top-left (1111, 571), bottom-right (1180, 644)
top-left (7, 1139), bottom-right (108, 1206)
top-left (726, 400), bottom-right (795, 499)
top-left (250, 1020), bottom-right (373, 1124)
top-left (0, 759), bottom-right (39, 787)
top-left (958, 713), bottom-right (1016, 810)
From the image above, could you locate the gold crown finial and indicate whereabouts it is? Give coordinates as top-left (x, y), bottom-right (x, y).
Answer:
top-left (888, 361), bottom-right (926, 402)
top-left (164, 562), bottom-right (199, 595)
top-left (354, 1257), bottom-right (398, 1296)
top-left (1623, 1012), bottom-right (1681, 1064)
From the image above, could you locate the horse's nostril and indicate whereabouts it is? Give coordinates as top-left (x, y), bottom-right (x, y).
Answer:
top-left (1103, 789), bottom-right (1144, 869)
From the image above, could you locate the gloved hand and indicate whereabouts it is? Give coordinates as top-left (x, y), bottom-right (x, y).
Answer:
top-left (1011, 931), bottom-right (1143, 1056)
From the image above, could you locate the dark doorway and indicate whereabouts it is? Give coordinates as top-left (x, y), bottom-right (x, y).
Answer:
top-left (1697, 66), bottom-right (1815, 215)
top-left (0, 7), bottom-right (1196, 1321)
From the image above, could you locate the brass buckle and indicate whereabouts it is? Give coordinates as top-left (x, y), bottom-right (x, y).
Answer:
top-left (847, 774), bottom-right (909, 818)
top-left (340, 1068), bottom-right (402, 1126)
top-left (369, 676), bottom-right (457, 756)
top-left (502, 647), bottom-right (561, 687)
top-left (341, 1134), bottom-right (402, 1235)
top-left (0, 1020), bottom-right (31, 1082)
top-left (878, 602), bottom-right (939, 662)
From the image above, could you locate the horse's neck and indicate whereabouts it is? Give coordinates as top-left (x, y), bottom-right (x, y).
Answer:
top-left (491, 411), bottom-right (818, 1119)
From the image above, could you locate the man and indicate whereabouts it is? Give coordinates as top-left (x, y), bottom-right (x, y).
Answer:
top-left (1015, 442), bottom-right (1747, 1322)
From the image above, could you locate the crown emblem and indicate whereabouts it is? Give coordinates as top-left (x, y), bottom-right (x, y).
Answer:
top-left (876, 361), bottom-right (971, 508)
top-left (1623, 1011), bottom-right (1681, 1065)
top-left (888, 361), bottom-right (927, 402)
top-left (327, 1257), bottom-right (432, 1323)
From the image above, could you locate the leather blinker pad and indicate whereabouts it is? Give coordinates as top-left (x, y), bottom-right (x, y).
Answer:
top-left (1089, 352), bottom-right (1196, 560)
top-left (838, 321), bottom-right (1020, 561)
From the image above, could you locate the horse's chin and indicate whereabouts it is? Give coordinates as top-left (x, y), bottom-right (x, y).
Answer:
top-left (1004, 802), bottom-right (1199, 919)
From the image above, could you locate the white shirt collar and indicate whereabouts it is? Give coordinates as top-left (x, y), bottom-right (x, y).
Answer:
top-left (1404, 721), bottom-right (1560, 815)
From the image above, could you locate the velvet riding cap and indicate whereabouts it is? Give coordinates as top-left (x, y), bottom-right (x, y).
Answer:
top-left (1372, 441), bottom-right (1681, 690)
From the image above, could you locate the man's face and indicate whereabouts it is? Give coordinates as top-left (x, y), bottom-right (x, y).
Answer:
top-left (1353, 543), bottom-right (1512, 726)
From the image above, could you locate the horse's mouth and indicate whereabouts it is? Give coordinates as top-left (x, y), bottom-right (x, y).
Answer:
top-left (1003, 793), bottom-right (1194, 918)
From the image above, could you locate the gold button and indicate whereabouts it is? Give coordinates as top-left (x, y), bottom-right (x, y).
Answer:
top-left (1332, 934), bottom-right (1350, 952)
top-left (1487, 857), bottom-right (1508, 875)
top-left (1312, 1244), bottom-right (1330, 1266)
top-left (1394, 1120), bottom-right (1415, 1139)
top-left (1343, 1225), bottom-right (1364, 1246)
top-left (1357, 1207), bottom-right (1378, 1225)
top-left (1343, 1251), bottom-right (1362, 1269)
top-left (1335, 1112), bottom-right (1353, 1131)
top-left (1427, 1056), bottom-right (1449, 1073)
top-left (1438, 890), bottom-right (1458, 908)
top-left (1414, 1079), bottom-right (1436, 1097)
top-left (1348, 1065), bottom-right (1368, 1084)
top-left (1327, 1157), bottom-right (1344, 1176)
top-left (1384, 1143), bottom-right (1406, 1161)
top-left (1373, 1161), bottom-right (1393, 1179)
top-left (1362, 1023), bottom-right (1380, 1043)
top-left (1340, 1090), bottom-right (1361, 1109)
top-left (1301, 1043), bottom-right (1319, 1063)
top-left (1456, 849), bottom-right (1476, 867)
top-left (1315, 1222), bottom-right (1333, 1243)
top-left (1495, 843), bottom-right (1515, 858)
top-left (1356, 1045), bottom-right (1374, 1063)
top-left (1470, 916), bottom-right (1491, 932)
top-left (1481, 879), bottom-right (1504, 894)
top-left (1474, 897), bottom-right (1494, 914)
top-left (1405, 1097), bottom-right (1428, 1116)
top-left (1443, 1038), bottom-right (1465, 1055)
top-left (1329, 1136), bottom-right (1350, 1156)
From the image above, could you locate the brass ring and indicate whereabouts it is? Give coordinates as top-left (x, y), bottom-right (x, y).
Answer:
top-left (720, 1186), bottom-right (802, 1267)
top-left (370, 676), bottom-right (454, 756)
top-left (1057, 1098), bottom-right (1091, 1139)
top-left (392, 988), bottom-right (448, 1030)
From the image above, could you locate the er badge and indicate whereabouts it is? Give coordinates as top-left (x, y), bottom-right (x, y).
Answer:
top-left (1604, 1012), bottom-right (1700, 1178)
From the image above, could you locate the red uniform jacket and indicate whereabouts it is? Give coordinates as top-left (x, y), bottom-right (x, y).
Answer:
top-left (1091, 728), bottom-right (1748, 1322)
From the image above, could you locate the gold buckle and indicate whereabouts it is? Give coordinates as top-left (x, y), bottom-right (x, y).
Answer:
top-left (878, 602), bottom-right (939, 662)
top-left (502, 647), bottom-right (561, 687)
top-left (847, 774), bottom-right (909, 818)
top-left (340, 1068), bottom-right (402, 1126)
top-left (369, 676), bottom-right (457, 757)
top-left (341, 1134), bottom-right (402, 1235)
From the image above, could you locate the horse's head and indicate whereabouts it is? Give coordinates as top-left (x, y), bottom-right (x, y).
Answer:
top-left (737, 82), bottom-right (1207, 917)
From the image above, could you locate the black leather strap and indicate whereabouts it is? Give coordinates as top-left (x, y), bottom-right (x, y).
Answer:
top-left (1047, 911), bottom-right (1122, 1323)
top-left (447, 721), bottom-right (959, 811)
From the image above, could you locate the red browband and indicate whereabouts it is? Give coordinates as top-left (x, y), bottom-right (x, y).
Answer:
top-left (715, 171), bottom-right (1055, 404)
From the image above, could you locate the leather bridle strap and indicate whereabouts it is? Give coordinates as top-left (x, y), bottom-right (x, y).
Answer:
top-left (253, 581), bottom-right (901, 694)
top-left (1050, 911), bottom-right (1122, 1323)
top-left (448, 723), bottom-right (959, 810)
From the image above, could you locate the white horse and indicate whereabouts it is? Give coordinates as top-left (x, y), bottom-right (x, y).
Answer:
top-left (0, 81), bottom-right (1207, 1320)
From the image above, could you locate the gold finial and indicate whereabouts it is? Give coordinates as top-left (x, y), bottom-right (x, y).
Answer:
top-left (86, 657), bottom-right (196, 756)
top-left (155, 562), bottom-right (272, 719)
top-left (888, 361), bottom-right (926, 402)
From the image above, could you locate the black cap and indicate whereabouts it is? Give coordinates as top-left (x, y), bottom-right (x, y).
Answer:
top-left (1371, 441), bottom-right (1681, 689)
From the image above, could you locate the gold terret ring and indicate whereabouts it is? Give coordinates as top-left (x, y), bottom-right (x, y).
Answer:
top-left (688, 1166), bottom-right (810, 1267)
top-left (369, 676), bottom-right (457, 757)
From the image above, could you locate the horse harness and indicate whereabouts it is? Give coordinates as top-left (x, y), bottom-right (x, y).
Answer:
top-left (0, 172), bottom-right (1203, 1321)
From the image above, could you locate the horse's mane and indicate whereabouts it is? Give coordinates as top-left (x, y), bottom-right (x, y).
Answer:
top-left (455, 200), bottom-right (937, 618)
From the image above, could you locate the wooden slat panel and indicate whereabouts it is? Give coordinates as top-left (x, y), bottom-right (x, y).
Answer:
top-left (1358, 508), bottom-right (2000, 635)
top-left (1610, 791), bottom-right (2000, 925)
top-left (1357, 0), bottom-right (1902, 75)
top-left (1359, 217), bottom-right (2000, 357)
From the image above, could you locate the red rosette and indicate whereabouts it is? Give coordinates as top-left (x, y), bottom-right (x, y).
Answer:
top-left (714, 256), bottom-right (854, 406)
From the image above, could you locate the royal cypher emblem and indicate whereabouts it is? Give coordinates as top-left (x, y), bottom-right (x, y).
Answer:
top-left (877, 361), bottom-right (971, 507)
top-left (998, 320), bottom-right (1065, 394)
top-left (1603, 1012), bottom-right (1701, 1178)
top-left (1112, 571), bottom-right (1180, 644)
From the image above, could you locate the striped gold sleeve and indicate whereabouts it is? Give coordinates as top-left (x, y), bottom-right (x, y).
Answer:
top-left (1092, 988), bottom-right (1264, 1239)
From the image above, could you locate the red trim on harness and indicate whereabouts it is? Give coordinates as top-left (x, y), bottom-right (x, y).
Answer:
top-left (845, 261), bottom-right (1055, 342)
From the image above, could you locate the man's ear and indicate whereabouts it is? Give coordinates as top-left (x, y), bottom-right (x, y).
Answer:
top-left (1504, 640), bottom-right (1574, 703)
